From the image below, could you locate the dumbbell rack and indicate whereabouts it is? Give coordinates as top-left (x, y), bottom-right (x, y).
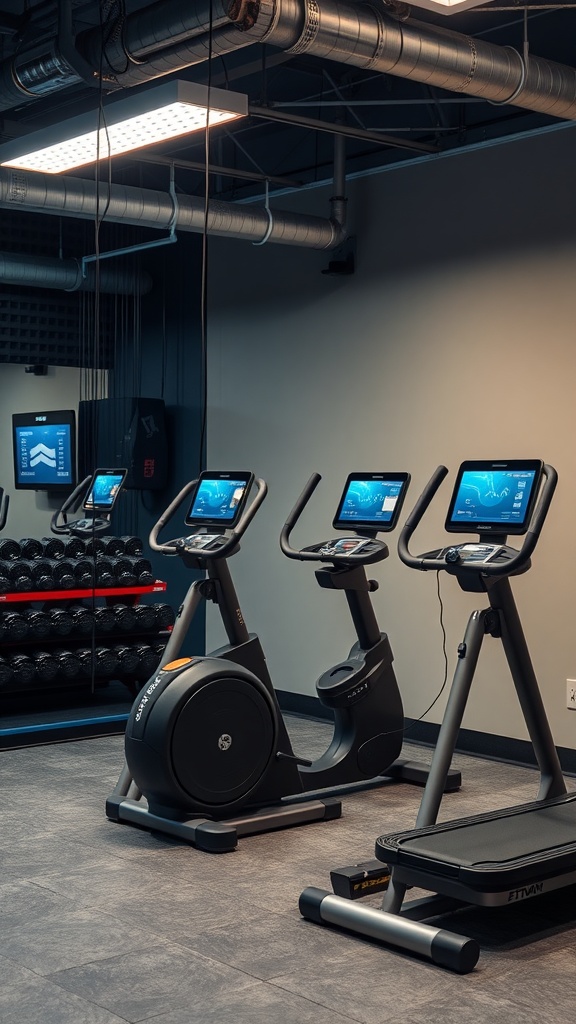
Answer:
top-left (0, 537), bottom-right (175, 700)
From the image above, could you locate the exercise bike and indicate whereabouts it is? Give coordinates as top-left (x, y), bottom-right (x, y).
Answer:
top-left (300, 459), bottom-right (570, 973)
top-left (50, 468), bottom-right (127, 538)
top-left (107, 469), bottom-right (457, 853)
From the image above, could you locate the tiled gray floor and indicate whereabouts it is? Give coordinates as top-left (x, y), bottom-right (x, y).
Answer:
top-left (0, 721), bottom-right (575, 1024)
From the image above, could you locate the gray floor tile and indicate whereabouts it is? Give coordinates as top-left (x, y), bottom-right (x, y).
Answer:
top-left (0, 956), bottom-right (128, 1024)
top-left (50, 943), bottom-right (259, 1022)
top-left (2, 904), bottom-right (159, 974)
top-left (148, 980), bottom-right (362, 1023)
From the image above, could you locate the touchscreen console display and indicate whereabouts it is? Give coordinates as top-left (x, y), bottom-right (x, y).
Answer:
top-left (445, 460), bottom-right (542, 534)
top-left (333, 473), bottom-right (410, 532)
top-left (84, 470), bottom-right (126, 511)
top-left (184, 472), bottom-right (253, 527)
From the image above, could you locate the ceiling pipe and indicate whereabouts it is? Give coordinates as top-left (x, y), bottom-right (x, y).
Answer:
top-left (1, 0), bottom-right (576, 121)
top-left (0, 168), bottom-right (346, 250)
top-left (265, 0), bottom-right (576, 120)
top-left (0, 249), bottom-right (153, 293)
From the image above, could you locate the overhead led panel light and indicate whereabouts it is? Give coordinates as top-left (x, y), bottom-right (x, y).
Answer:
top-left (0, 81), bottom-right (248, 174)
top-left (405, 0), bottom-right (495, 11)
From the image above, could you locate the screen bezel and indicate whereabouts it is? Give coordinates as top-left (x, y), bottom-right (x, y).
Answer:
top-left (332, 472), bottom-right (411, 533)
top-left (12, 409), bottom-right (76, 492)
top-left (444, 460), bottom-right (543, 535)
top-left (83, 468), bottom-right (127, 512)
top-left (184, 471), bottom-right (254, 528)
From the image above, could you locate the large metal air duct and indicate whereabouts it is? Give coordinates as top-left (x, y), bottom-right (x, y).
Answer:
top-left (0, 168), bottom-right (346, 250)
top-left (0, 249), bottom-right (152, 293)
top-left (1, 1), bottom-right (576, 121)
top-left (265, 0), bottom-right (576, 121)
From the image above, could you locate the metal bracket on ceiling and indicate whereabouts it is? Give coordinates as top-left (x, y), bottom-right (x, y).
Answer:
top-left (77, 165), bottom-right (179, 283)
top-left (57, 0), bottom-right (100, 88)
top-left (252, 179), bottom-right (274, 246)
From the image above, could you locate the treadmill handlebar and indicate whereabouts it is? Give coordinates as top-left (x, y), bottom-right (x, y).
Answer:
top-left (0, 487), bottom-right (8, 531)
top-left (50, 475), bottom-right (92, 535)
top-left (398, 463), bottom-right (557, 575)
top-left (149, 476), bottom-right (268, 559)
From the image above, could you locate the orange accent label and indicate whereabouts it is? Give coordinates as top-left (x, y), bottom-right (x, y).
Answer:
top-left (162, 657), bottom-right (193, 672)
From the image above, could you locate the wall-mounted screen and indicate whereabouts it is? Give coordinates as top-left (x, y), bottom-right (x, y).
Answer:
top-left (333, 472), bottom-right (410, 532)
top-left (445, 460), bottom-right (543, 534)
top-left (12, 410), bottom-right (76, 492)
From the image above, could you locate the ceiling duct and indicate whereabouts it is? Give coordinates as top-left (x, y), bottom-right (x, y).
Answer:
top-left (0, 249), bottom-right (152, 294)
top-left (0, 1), bottom-right (576, 120)
top-left (0, 168), bottom-right (346, 250)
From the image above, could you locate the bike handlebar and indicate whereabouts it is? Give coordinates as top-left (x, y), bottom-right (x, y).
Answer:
top-left (397, 463), bottom-right (557, 575)
top-left (50, 475), bottom-right (92, 534)
top-left (280, 473), bottom-right (324, 561)
top-left (0, 487), bottom-right (9, 531)
top-left (149, 476), bottom-right (268, 558)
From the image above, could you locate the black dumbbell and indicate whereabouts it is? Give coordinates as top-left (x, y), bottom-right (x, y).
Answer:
top-left (99, 536), bottom-right (125, 557)
top-left (1, 609), bottom-right (30, 642)
top-left (112, 557), bottom-right (138, 588)
top-left (120, 556), bottom-right (154, 586)
top-left (112, 603), bottom-right (137, 633)
top-left (18, 537), bottom-right (43, 559)
top-left (45, 558), bottom-right (76, 590)
top-left (73, 558), bottom-right (96, 588)
top-left (153, 604), bottom-right (176, 629)
top-left (33, 650), bottom-right (60, 683)
top-left (134, 603), bottom-right (157, 631)
top-left (112, 644), bottom-right (141, 675)
top-left (8, 651), bottom-right (37, 685)
top-left (52, 648), bottom-right (82, 679)
top-left (29, 559), bottom-right (55, 592)
top-left (93, 645), bottom-right (120, 677)
top-left (0, 654), bottom-right (14, 688)
top-left (4, 560), bottom-right (34, 592)
top-left (63, 536), bottom-right (86, 559)
top-left (0, 537), bottom-right (21, 560)
top-left (23, 608), bottom-right (52, 640)
top-left (119, 536), bottom-right (144, 556)
top-left (46, 606), bottom-right (74, 637)
top-left (95, 557), bottom-right (116, 588)
top-left (84, 536), bottom-right (106, 556)
top-left (133, 643), bottom-right (161, 679)
top-left (41, 536), bottom-right (66, 559)
top-left (68, 604), bottom-right (94, 635)
top-left (93, 606), bottom-right (117, 633)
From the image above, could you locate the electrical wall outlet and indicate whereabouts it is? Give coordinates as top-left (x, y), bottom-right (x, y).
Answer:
top-left (567, 680), bottom-right (576, 710)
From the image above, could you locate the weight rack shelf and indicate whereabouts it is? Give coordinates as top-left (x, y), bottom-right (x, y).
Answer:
top-left (0, 581), bottom-right (167, 603)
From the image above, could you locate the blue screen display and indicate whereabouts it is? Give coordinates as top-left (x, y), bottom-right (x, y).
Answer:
top-left (85, 473), bottom-right (124, 509)
top-left (14, 422), bottom-right (74, 487)
top-left (449, 469), bottom-right (537, 527)
top-left (187, 478), bottom-right (248, 522)
top-left (337, 478), bottom-right (405, 525)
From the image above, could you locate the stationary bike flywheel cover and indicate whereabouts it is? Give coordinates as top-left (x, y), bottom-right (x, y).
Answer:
top-left (170, 672), bottom-right (278, 806)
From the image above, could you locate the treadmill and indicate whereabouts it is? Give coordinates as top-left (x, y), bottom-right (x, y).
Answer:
top-left (300, 460), bottom-right (576, 973)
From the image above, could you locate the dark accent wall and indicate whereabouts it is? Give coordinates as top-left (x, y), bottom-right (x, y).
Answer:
top-left (109, 233), bottom-right (206, 636)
